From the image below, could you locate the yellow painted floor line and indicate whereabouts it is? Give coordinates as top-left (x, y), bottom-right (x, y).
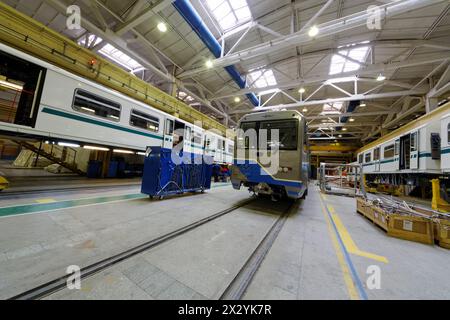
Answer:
top-left (35, 198), bottom-right (56, 204)
top-left (319, 195), bottom-right (359, 300)
top-left (328, 205), bottom-right (389, 264)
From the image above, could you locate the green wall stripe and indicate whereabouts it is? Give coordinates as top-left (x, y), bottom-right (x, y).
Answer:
top-left (42, 107), bottom-right (164, 140)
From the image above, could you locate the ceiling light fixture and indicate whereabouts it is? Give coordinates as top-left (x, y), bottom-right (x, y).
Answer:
top-left (234, 97), bottom-right (241, 103)
top-left (157, 22), bottom-right (167, 32)
top-left (349, 118), bottom-right (355, 122)
top-left (302, 108), bottom-right (308, 113)
top-left (205, 59), bottom-right (213, 68)
top-left (298, 87), bottom-right (305, 93)
top-left (376, 74), bottom-right (386, 81)
top-left (308, 25), bottom-right (319, 37)
top-left (342, 128), bottom-right (347, 131)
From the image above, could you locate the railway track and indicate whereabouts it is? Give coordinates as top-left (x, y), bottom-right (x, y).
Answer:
top-left (220, 200), bottom-right (296, 300)
top-left (8, 197), bottom-right (257, 300)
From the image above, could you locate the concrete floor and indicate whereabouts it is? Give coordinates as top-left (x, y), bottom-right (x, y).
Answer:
top-left (0, 183), bottom-right (448, 300)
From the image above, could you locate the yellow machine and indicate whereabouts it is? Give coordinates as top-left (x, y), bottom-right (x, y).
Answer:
top-left (0, 176), bottom-right (9, 191)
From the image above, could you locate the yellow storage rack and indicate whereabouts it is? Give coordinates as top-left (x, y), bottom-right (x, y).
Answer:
top-left (0, 2), bottom-right (227, 134)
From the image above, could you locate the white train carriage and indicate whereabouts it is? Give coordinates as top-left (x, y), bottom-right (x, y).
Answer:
top-left (357, 101), bottom-right (450, 189)
top-left (0, 42), bottom-right (233, 165)
top-left (231, 110), bottom-right (309, 200)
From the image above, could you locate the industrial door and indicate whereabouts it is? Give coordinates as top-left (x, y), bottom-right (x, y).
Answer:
top-left (410, 131), bottom-right (419, 169)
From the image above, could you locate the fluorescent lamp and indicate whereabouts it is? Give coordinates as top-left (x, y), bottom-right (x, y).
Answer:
top-left (342, 128), bottom-right (347, 131)
top-left (58, 142), bottom-right (80, 148)
top-left (108, 115), bottom-right (119, 120)
top-left (359, 102), bottom-right (366, 107)
top-left (84, 145), bottom-right (110, 151)
top-left (113, 149), bottom-right (134, 154)
top-left (302, 108), bottom-right (308, 112)
top-left (349, 118), bottom-right (355, 122)
top-left (376, 74), bottom-right (386, 81)
top-left (308, 25), bottom-right (319, 37)
top-left (136, 152), bottom-right (146, 156)
top-left (0, 79), bottom-right (23, 91)
top-left (157, 22), bottom-right (167, 32)
top-left (81, 107), bottom-right (95, 113)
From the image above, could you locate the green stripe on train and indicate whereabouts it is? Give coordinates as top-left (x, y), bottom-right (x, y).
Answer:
top-left (42, 107), bottom-right (164, 140)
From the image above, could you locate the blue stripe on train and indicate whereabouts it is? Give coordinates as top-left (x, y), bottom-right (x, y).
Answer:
top-left (233, 160), bottom-right (303, 188)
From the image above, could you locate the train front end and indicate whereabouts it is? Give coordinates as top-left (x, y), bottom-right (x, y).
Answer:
top-left (231, 110), bottom-right (309, 200)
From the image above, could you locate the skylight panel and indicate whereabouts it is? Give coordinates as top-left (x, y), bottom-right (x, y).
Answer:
top-left (205, 0), bottom-right (252, 31)
top-left (78, 35), bottom-right (143, 72)
top-left (328, 43), bottom-right (369, 75)
top-left (248, 69), bottom-right (277, 89)
top-left (321, 102), bottom-right (343, 115)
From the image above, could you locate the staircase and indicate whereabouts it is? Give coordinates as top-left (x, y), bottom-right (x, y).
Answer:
top-left (13, 140), bottom-right (85, 175)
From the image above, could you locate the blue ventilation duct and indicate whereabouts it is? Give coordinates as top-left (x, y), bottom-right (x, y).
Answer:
top-left (173, 0), bottom-right (260, 106)
top-left (340, 100), bottom-right (360, 123)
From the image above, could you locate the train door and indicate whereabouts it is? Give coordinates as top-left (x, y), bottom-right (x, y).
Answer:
top-left (163, 119), bottom-right (174, 149)
top-left (410, 131), bottom-right (419, 169)
top-left (394, 139), bottom-right (400, 170)
top-left (0, 50), bottom-right (46, 127)
top-left (399, 134), bottom-right (411, 170)
top-left (374, 147), bottom-right (381, 171)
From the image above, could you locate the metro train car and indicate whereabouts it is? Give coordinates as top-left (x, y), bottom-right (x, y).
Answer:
top-left (356, 101), bottom-right (450, 193)
top-left (0, 43), bottom-right (233, 165)
top-left (231, 110), bottom-right (309, 200)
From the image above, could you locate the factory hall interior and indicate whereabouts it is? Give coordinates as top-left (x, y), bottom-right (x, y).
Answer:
top-left (0, 0), bottom-right (450, 303)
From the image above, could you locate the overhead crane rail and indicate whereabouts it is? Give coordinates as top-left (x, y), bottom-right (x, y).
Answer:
top-left (0, 2), bottom-right (227, 135)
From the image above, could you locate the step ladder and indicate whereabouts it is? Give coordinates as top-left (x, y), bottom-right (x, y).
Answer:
top-left (12, 140), bottom-right (84, 175)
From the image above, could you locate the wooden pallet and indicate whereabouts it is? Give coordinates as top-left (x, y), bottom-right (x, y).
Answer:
top-left (356, 197), bottom-right (436, 246)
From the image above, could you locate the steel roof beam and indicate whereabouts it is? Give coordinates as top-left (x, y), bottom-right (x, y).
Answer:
top-left (211, 53), bottom-right (449, 99)
top-left (229, 89), bottom-right (427, 115)
top-left (178, 0), bottom-right (447, 78)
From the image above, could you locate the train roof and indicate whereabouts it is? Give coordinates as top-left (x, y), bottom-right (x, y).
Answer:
top-left (357, 100), bottom-right (450, 154)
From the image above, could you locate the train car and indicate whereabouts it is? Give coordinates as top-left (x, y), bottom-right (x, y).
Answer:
top-left (356, 101), bottom-right (450, 193)
top-left (0, 43), bottom-right (233, 165)
top-left (231, 110), bottom-right (309, 200)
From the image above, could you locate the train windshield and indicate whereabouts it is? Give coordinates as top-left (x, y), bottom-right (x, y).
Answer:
top-left (237, 120), bottom-right (298, 151)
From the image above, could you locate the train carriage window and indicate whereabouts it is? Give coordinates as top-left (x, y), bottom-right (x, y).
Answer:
top-left (130, 109), bottom-right (159, 132)
top-left (365, 152), bottom-right (371, 163)
top-left (238, 121), bottom-right (257, 149)
top-left (358, 154), bottom-right (363, 164)
top-left (228, 144), bottom-right (234, 154)
top-left (73, 89), bottom-right (121, 121)
top-left (260, 120), bottom-right (298, 150)
top-left (165, 119), bottom-right (174, 135)
top-left (383, 144), bottom-right (394, 158)
top-left (193, 132), bottom-right (202, 145)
